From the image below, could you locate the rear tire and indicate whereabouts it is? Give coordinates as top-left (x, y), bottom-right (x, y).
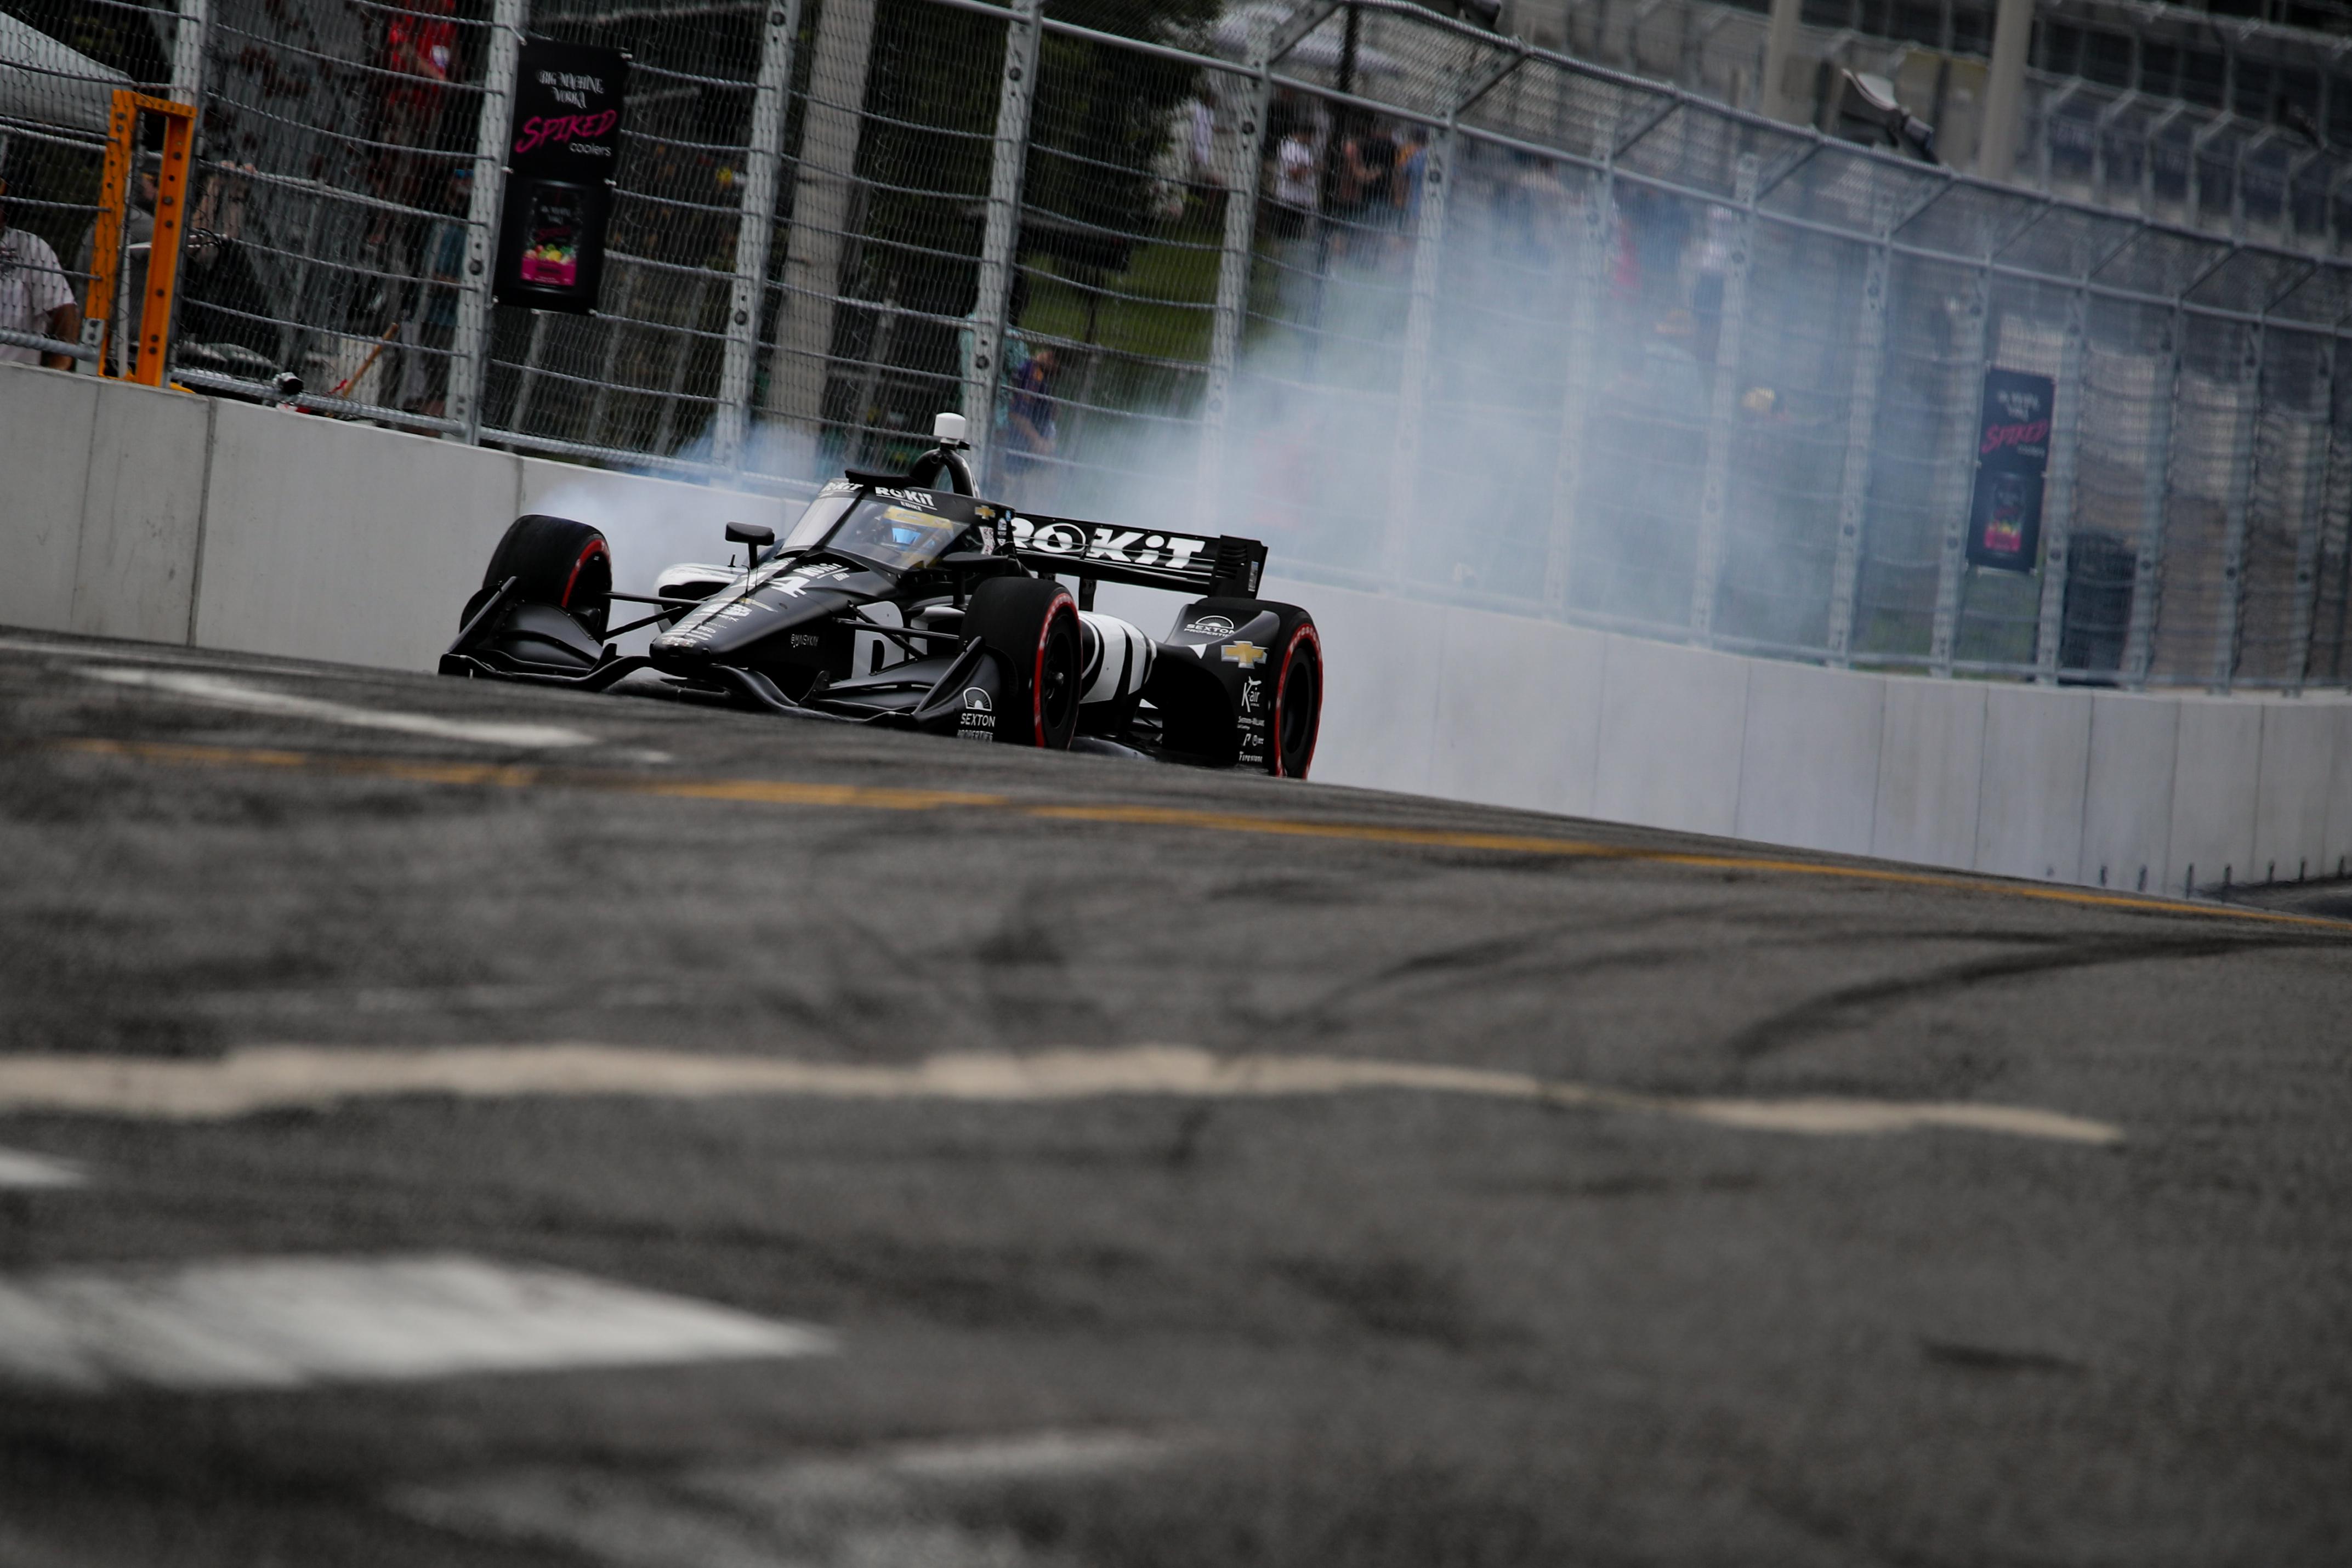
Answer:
top-left (1269, 618), bottom-right (1321, 778)
top-left (965, 576), bottom-right (1082, 748)
top-left (465, 514), bottom-right (612, 640)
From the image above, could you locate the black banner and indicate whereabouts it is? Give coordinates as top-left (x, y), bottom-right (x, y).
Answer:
top-left (1966, 467), bottom-right (2046, 571)
top-left (1976, 367), bottom-right (2054, 473)
top-left (493, 40), bottom-right (628, 313)
top-left (1965, 367), bottom-right (2056, 572)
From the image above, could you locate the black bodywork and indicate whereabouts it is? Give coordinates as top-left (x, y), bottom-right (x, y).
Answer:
top-left (439, 440), bottom-right (1323, 775)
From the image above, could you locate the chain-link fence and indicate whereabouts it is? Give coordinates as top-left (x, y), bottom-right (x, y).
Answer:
top-left (10, 0), bottom-right (2352, 688)
top-left (0, 0), bottom-right (191, 368)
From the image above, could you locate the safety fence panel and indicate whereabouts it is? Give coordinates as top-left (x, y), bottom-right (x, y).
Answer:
top-left (190, 0), bottom-right (493, 421)
top-left (484, 2), bottom-right (767, 464)
top-left (1000, 1), bottom-right (1236, 522)
top-left (0, 0), bottom-right (190, 368)
top-left (15, 0), bottom-right (2352, 688)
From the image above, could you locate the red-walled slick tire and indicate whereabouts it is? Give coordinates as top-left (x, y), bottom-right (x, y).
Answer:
top-left (964, 576), bottom-right (1082, 748)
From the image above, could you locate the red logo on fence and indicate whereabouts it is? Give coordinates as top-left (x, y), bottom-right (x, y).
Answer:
top-left (514, 111), bottom-right (618, 157)
top-left (1980, 419), bottom-right (2049, 458)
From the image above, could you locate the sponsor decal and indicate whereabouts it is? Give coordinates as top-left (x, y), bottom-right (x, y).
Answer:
top-left (1221, 641), bottom-right (1269, 669)
top-left (1239, 677), bottom-right (1263, 715)
top-left (871, 487), bottom-right (936, 509)
top-left (1184, 616), bottom-right (1237, 638)
top-left (957, 700), bottom-right (996, 741)
top-left (789, 632), bottom-right (820, 649)
top-left (775, 563), bottom-right (849, 599)
top-left (1007, 518), bottom-right (1212, 574)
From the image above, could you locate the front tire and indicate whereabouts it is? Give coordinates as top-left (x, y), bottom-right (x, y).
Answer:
top-left (464, 514), bottom-right (612, 639)
top-left (965, 576), bottom-right (1082, 748)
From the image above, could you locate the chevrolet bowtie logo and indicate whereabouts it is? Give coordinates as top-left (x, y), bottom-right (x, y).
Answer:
top-left (1220, 641), bottom-right (1268, 668)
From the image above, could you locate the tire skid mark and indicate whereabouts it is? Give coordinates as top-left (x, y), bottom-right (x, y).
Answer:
top-left (41, 736), bottom-right (2352, 933)
top-left (1722, 933), bottom-right (2325, 1060)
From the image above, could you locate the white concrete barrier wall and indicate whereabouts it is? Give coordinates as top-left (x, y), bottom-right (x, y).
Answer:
top-left (8, 360), bottom-right (2352, 893)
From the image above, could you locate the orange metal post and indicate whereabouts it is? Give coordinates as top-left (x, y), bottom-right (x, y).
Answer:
top-left (83, 95), bottom-right (133, 372)
top-left (135, 94), bottom-right (196, 387)
top-left (86, 89), bottom-right (198, 385)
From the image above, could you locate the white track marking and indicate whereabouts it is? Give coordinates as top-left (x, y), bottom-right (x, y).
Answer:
top-left (0, 1044), bottom-right (2122, 1144)
top-left (82, 668), bottom-right (595, 749)
top-left (0, 1147), bottom-right (84, 1189)
top-left (0, 1254), bottom-right (831, 1391)
top-left (396, 1430), bottom-right (1168, 1568)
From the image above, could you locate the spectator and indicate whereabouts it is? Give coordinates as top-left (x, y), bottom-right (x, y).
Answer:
top-left (1394, 126), bottom-right (1429, 232)
top-left (1335, 116), bottom-right (1396, 257)
top-left (400, 164), bottom-right (471, 416)
top-left (957, 270), bottom-right (1035, 444)
top-left (0, 177), bottom-right (79, 370)
top-left (1187, 98), bottom-right (1219, 191)
top-left (1003, 343), bottom-right (1059, 501)
top-left (180, 163), bottom-right (278, 374)
top-left (370, 0), bottom-right (458, 236)
top-left (1271, 123), bottom-right (1317, 240)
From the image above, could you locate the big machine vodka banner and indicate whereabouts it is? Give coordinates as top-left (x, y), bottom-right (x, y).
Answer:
top-left (494, 40), bottom-right (629, 312)
top-left (1965, 368), bottom-right (2056, 572)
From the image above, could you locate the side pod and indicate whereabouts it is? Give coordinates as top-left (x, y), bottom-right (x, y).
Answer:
top-left (1141, 652), bottom-right (1239, 766)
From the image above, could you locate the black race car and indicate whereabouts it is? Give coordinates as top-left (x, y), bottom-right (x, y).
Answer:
top-left (440, 414), bottom-right (1322, 775)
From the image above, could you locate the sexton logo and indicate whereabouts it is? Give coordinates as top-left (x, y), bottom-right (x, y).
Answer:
top-left (963, 688), bottom-right (991, 712)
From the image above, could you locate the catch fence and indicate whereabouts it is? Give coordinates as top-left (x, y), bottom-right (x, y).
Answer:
top-left (9, 0), bottom-right (2352, 688)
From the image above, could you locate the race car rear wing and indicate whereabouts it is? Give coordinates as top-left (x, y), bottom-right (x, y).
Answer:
top-left (997, 514), bottom-right (1267, 599)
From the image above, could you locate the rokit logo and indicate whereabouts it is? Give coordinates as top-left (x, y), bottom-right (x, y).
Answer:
top-left (1008, 517), bottom-right (1212, 573)
top-left (957, 686), bottom-right (996, 741)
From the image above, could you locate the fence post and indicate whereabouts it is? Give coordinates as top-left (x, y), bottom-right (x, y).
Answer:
top-left (1688, 155), bottom-right (1757, 642)
top-left (964, 0), bottom-right (1043, 487)
top-left (1929, 263), bottom-right (1993, 675)
top-left (170, 0), bottom-right (207, 105)
top-left (1826, 241), bottom-right (1890, 664)
top-left (2031, 289), bottom-right (2087, 680)
top-left (1195, 0), bottom-right (1340, 527)
top-left (1545, 140), bottom-right (1613, 616)
top-left (2286, 339), bottom-right (2334, 694)
top-left (1382, 128), bottom-right (1451, 580)
top-left (1196, 21), bottom-right (1271, 529)
top-left (715, 0), bottom-right (803, 473)
top-left (2208, 322), bottom-right (2263, 691)
top-left (2123, 307), bottom-right (2184, 690)
top-left (452, 0), bottom-right (524, 444)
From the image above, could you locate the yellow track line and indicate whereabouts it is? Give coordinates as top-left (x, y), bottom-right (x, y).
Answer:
top-left (48, 736), bottom-right (2352, 933)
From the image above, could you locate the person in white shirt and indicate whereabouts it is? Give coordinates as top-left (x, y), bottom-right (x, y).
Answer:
top-left (1271, 124), bottom-right (1318, 240)
top-left (0, 177), bottom-right (81, 370)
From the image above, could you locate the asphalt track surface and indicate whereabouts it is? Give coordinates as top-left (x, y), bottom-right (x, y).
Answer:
top-left (3, 627), bottom-right (2350, 1567)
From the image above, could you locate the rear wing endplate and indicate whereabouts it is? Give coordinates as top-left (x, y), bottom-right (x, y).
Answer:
top-left (997, 514), bottom-right (1267, 599)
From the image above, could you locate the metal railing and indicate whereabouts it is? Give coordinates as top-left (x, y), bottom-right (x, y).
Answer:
top-left (7, 0), bottom-right (2352, 688)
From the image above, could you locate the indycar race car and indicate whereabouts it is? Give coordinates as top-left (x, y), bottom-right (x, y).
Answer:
top-left (440, 413), bottom-right (1322, 775)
